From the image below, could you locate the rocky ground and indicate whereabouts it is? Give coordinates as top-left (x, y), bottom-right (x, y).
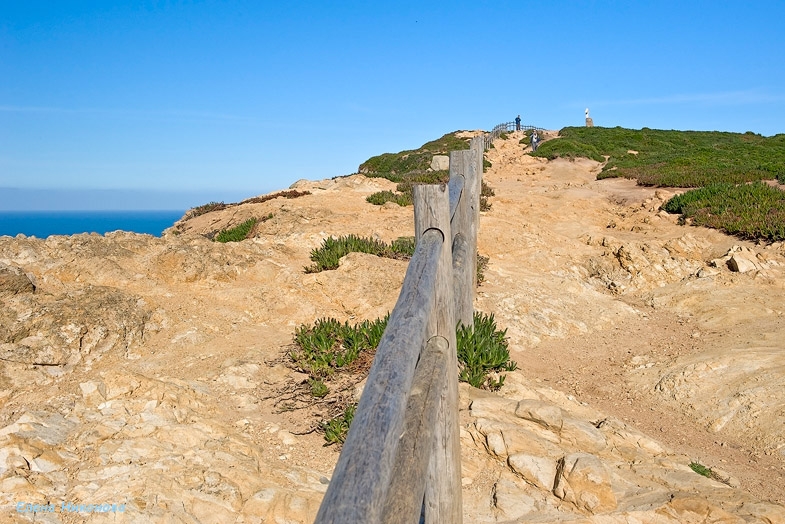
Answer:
top-left (0, 130), bottom-right (784, 523)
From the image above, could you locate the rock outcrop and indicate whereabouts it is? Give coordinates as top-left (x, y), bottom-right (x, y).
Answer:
top-left (461, 376), bottom-right (785, 522)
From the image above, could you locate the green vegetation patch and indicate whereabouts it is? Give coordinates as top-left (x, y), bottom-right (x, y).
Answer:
top-left (305, 234), bottom-right (416, 273)
top-left (241, 189), bottom-right (311, 205)
top-left (215, 217), bottom-right (256, 243)
top-left (362, 131), bottom-right (472, 207)
top-left (290, 316), bottom-right (389, 378)
top-left (289, 307), bottom-right (514, 444)
top-left (322, 404), bottom-right (356, 446)
top-left (360, 131), bottom-right (495, 209)
top-left (183, 190), bottom-right (311, 222)
top-left (289, 315), bottom-right (387, 446)
top-left (688, 461), bottom-right (733, 486)
top-left (213, 213), bottom-right (274, 242)
top-left (476, 254), bottom-right (489, 284)
top-left (359, 132), bottom-right (470, 177)
top-left (662, 182), bottom-right (785, 241)
top-left (533, 126), bottom-right (785, 242)
top-left (457, 312), bottom-right (517, 390)
top-left (480, 180), bottom-right (495, 211)
top-left (533, 126), bottom-right (785, 187)
top-left (689, 462), bottom-right (713, 478)
top-left (365, 190), bottom-right (414, 207)
top-left (184, 201), bottom-right (228, 220)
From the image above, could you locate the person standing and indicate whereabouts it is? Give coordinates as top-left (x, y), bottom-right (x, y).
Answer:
top-left (515, 115), bottom-right (521, 131)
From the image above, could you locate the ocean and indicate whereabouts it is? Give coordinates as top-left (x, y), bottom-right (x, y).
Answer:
top-left (0, 210), bottom-right (185, 239)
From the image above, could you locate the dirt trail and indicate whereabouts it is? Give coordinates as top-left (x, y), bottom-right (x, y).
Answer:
top-left (479, 130), bottom-right (785, 503)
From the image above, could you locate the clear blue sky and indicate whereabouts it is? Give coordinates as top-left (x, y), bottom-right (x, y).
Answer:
top-left (2, 0), bottom-right (784, 210)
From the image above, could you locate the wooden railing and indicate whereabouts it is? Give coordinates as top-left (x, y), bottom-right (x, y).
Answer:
top-left (484, 121), bottom-right (543, 150)
top-left (314, 135), bottom-right (484, 524)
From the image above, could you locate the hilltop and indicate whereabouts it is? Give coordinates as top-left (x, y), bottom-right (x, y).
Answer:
top-left (1, 129), bottom-right (784, 522)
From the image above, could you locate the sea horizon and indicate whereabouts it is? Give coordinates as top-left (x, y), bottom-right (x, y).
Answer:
top-left (0, 210), bottom-right (186, 239)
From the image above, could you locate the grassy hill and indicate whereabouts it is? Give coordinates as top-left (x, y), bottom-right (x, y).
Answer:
top-left (359, 131), bottom-right (494, 209)
top-left (533, 126), bottom-right (785, 241)
top-left (533, 126), bottom-right (785, 187)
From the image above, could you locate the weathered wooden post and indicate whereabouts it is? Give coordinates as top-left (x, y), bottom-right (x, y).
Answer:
top-left (413, 184), bottom-right (462, 523)
top-left (449, 137), bottom-right (483, 328)
top-left (314, 138), bottom-right (483, 523)
top-left (313, 229), bottom-right (443, 523)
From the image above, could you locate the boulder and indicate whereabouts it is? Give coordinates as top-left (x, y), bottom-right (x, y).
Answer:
top-left (728, 251), bottom-right (759, 273)
top-left (0, 263), bottom-right (35, 297)
top-left (430, 155), bottom-right (449, 171)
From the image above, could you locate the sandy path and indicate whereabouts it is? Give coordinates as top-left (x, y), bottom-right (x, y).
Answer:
top-left (478, 130), bottom-right (785, 503)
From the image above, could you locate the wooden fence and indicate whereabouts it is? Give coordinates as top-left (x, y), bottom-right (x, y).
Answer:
top-left (484, 121), bottom-right (543, 150)
top-left (313, 135), bottom-right (484, 524)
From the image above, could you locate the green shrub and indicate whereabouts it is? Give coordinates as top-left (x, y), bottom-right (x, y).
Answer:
top-left (185, 201), bottom-right (227, 220)
top-left (290, 315), bottom-right (389, 377)
top-left (533, 137), bottom-right (605, 162)
top-left (322, 404), bottom-right (356, 445)
top-left (366, 171), bottom-right (449, 208)
top-left (480, 181), bottom-right (495, 211)
top-left (360, 132), bottom-right (471, 207)
top-left (305, 235), bottom-right (415, 273)
top-left (291, 307), bottom-right (514, 444)
top-left (366, 190), bottom-right (414, 207)
top-left (477, 254), bottom-right (489, 284)
top-left (390, 236), bottom-right (416, 257)
top-left (689, 462), bottom-right (713, 478)
top-left (214, 217), bottom-right (258, 243)
top-left (533, 126), bottom-right (785, 241)
top-left (457, 312), bottom-right (517, 391)
top-left (359, 132), bottom-right (470, 177)
top-left (309, 378), bottom-right (329, 398)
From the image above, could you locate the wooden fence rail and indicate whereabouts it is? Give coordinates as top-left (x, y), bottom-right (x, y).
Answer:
top-left (313, 135), bottom-right (484, 524)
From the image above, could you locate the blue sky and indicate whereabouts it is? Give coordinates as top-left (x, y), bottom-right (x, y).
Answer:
top-left (2, 0), bottom-right (784, 210)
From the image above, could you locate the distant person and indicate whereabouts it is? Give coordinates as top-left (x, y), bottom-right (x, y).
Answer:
top-left (515, 115), bottom-right (521, 131)
top-left (531, 130), bottom-right (539, 152)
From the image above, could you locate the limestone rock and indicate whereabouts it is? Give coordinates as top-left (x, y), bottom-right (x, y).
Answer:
top-left (711, 245), bottom-right (768, 273)
top-left (560, 417), bottom-right (607, 453)
top-left (430, 154), bottom-right (450, 171)
top-left (508, 453), bottom-right (558, 490)
top-left (514, 399), bottom-right (564, 431)
top-left (0, 262), bottom-right (35, 297)
top-left (553, 452), bottom-right (617, 514)
top-left (728, 249), bottom-right (759, 272)
top-left (0, 286), bottom-right (149, 370)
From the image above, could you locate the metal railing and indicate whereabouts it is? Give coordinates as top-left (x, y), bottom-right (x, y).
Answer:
top-left (484, 121), bottom-right (544, 150)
